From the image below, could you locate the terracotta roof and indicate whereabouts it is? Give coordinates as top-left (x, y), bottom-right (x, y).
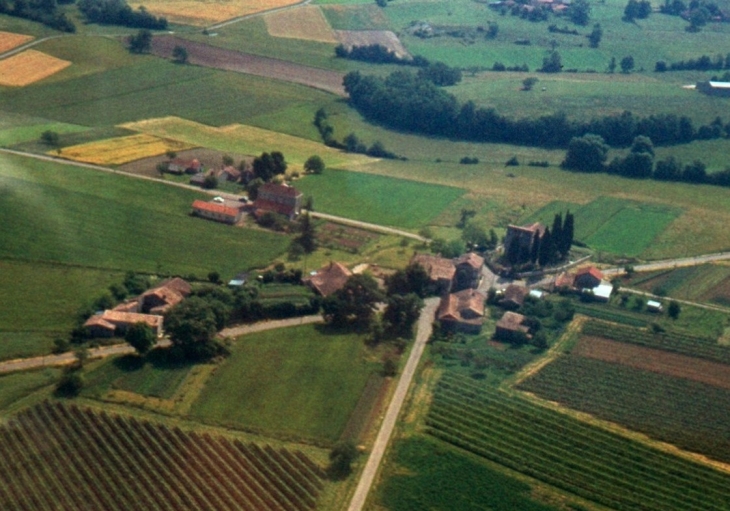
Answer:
top-left (496, 311), bottom-right (529, 332)
top-left (575, 266), bottom-right (603, 281)
top-left (84, 310), bottom-right (162, 330)
top-left (305, 262), bottom-right (352, 297)
top-left (113, 301), bottom-right (140, 313)
top-left (554, 271), bottom-right (575, 289)
top-left (438, 289), bottom-right (485, 324)
top-left (222, 166), bottom-right (241, 179)
top-left (192, 200), bottom-right (240, 218)
top-left (508, 222), bottom-right (545, 236)
top-left (154, 277), bottom-right (191, 297)
top-left (455, 252), bottom-right (484, 269)
top-left (83, 315), bottom-right (116, 330)
top-left (259, 182), bottom-right (302, 198)
top-left (253, 199), bottom-right (296, 218)
top-left (502, 284), bottom-right (529, 306)
top-left (411, 254), bottom-right (456, 282)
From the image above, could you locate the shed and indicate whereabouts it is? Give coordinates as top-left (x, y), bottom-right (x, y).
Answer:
top-left (647, 300), bottom-right (663, 312)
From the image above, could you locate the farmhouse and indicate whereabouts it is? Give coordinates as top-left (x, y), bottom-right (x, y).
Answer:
top-left (500, 284), bottom-right (529, 309)
top-left (139, 277), bottom-right (191, 313)
top-left (454, 252), bottom-right (484, 290)
top-left (305, 261), bottom-right (352, 297)
top-left (253, 183), bottom-right (303, 220)
top-left (574, 266), bottom-right (603, 289)
top-left (696, 81), bottom-right (730, 97)
top-left (191, 199), bottom-right (242, 224)
top-left (504, 222), bottom-right (545, 258)
top-left (411, 253), bottom-right (456, 294)
top-left (495, 311), bottom-right (530, 342)
top-left (219, 165), bottom-right (241, 182)
top-left (84, 310), bottom-right (163, 338)
top-left (437, 288), bottom-right (486, 333)
top-left (167, 157), bottom-right (203, 175)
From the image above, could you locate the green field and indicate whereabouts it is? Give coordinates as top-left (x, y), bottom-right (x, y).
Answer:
top-left (189, 323), bottom-right (378, 443)
top-left (624, 264), bottom-right (730, 306)
top-left (428, 372), bottom-right (730, 511)
top-left (0, 368), bottom-right (59, 413)
top-left (0, 152), bottom-right (289, 276)
top-left (295, 170), bottom-right (465, 230)
top-left (523, 196), bottom-right (681, 256)
top-left (83, 351), bottom-right (194, 400)
top-left (376, 436), bottom-right (557, 511)
top-left (518, 354), bottom-right (730, 464)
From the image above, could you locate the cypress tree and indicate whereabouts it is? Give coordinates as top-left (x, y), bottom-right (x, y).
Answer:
top-left (530, 230), bottom-right (541, 264)
top-left (538, 228), bottom-right (552, 267)
top-left (562, 211), bottom-right (575, 256)
top-left (551, 213), bottom-right (563, 258)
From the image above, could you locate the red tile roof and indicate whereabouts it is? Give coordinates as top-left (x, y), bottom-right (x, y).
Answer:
top-left (305, 262), bottom-right (352, 297)
top-left (253, 199), bottom-right (296, 218)
top-left (84, 310), bottom-right (163, 330)
top-left (576, 266), bottom-right (604, 281)
top-left (496, 311), bottom-right (529, 332)
top-left (438, 289), bottom-right (486, 324)
top-left (260, 182), bottom-right (301, 198)
top-left (455, 252), bottom-right (484, 269)
top-left (192, 200), bottom-right (240, 218)
top-left (411, 254), bottom-right (456, 282)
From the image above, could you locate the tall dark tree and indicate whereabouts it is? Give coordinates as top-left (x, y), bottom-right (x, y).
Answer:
top-left (588, 23), bottom-right (602, 48)
top-left (322, 274), bottom-right (384, 327)
top-left (172, 45), bottom-right (188, 64)
top-left (530, 230), bottom-right (541, 264)
top-left (127, 29), bottom-right (152, 54)
top-left (538, 227), bottom-right (552, 267)
top-left (561, 134), bottom-right (609, 173)
top-left (125, 322), bottom-right (156, 356)
top-left (567, 0), bottom-right (591, 25)
top-left (165, 297), bottom-right (228, 361)
top-left (620, 55), bottom-right (635, 73)
top-left (551, 213), bottom-right (563, 258)
top-left (271, 151), bottom-right (287, 175)
top-left (382, 293), bottom-right (423, 338)
top-left (295, 212), bottom-right (316, 254)
top-left (561, 211), bottom-right (575, 255)
top-left (540, 51), bottom-right (563, 73)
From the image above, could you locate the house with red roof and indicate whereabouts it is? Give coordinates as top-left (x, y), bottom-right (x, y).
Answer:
top-left (304, 262), bottom-right (352, 297)
top-left (84, 310), bottom-right (163, 338)
top-left (253, 183), bottom-right (302, 220)
top-left (574, 266), bottom-right (603, 289)
top-left (437, 289), bottom-right (486, 333)
top-left (192, 200), bottom-right (242, 224)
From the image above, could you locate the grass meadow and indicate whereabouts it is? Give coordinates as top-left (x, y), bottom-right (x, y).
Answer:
top-left (0, 368), bottom-right (59, 413)
top-left (295, 170), bottom-right (464, 230)
top-left (189, 323), bottom-right (378, 444)
top-left (522, 197), bottom-right (681, 257)
top-left (0, 152), bottom-right (289, 276)
top-left (623, 263), bottom-right (730, 306)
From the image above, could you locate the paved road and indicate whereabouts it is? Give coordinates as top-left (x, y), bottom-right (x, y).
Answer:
top-left (602, 252), bottom-right (730, 276)
top-left (347, 296), bottom-right (440, 511)
top-left (309, 211), bottom-right (427, 242)
top-left (0, 315), bottom-right (323, 375)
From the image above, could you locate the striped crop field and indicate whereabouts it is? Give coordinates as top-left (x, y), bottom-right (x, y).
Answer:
top-left (0, 401), bottom-right (326, 511)
top-left (426, 372), bottom-right (730, 511)
top-left (56, 134), bottom-right (196, 165)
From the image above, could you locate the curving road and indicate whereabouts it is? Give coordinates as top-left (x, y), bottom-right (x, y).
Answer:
top-left (347, 297), bottom-right (440, 511)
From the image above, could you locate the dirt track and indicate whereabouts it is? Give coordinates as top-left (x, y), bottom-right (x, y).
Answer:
top-left (575, 336), bottom-right (730, 389)
top-left (150, 35), bottom-right (346, 96)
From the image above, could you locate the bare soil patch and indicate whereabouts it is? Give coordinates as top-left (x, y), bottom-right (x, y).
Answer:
top-left (0, 31), bottom-right (33, 54)
top-left (335, 30), bottom-right (410, 59)
top-left (575, 335), bottom-right (730, 389)
top-left (0, 49), bottom-right (70, 86)
top-left (149, 35), bottom-right (345, 95)
top-left (318, 221), bottom-right (380, 253)
top-left (265, 5), bottom-right (337, 43)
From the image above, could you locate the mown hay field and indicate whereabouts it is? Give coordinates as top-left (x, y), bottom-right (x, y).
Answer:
top-left (0, 49), bottom-right (70, 86)
top-left (0, 31), bottom-right (33, 53)
top-left (265, 5), bottom-right (337, 43)
top-left (121, 116), bottom-right (373, 170)
top-left (57, 133), bottom-right (196, 165)
top-left (127, 0), bottom-right (301, 25)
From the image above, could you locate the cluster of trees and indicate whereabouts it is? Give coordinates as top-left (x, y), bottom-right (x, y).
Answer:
top-left (623, 0), bottom-right (652, 21)
top-left (492, 62), bottom-right (530, 72)
top-left (0, 0), bottom-right (75, 32)
top-left (655, 53), bottom-right (730, 72)
top-left (335, 43), bottom-right (424, 66)
top-left (343, 69), bottom-right (728, 149)
top-left (289, 212), bottom-right (317, 257)
top-left (127, 29), bottom-right (152, 53)
top-left (659, 0), bottom-right (725, 30)
top-left (313, 109), bottom-right (401, 160)
top-left (505, 211), bottom-right (574, 267)
top-left (78, 0), bottom-right (167, 29)
top-left (562, 133), bottom-right (730, 186)
top-left (246, 151), bottom-right (287, 202)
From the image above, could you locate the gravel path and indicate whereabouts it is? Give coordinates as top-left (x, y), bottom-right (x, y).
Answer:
top-left (347, 297), bottom-right (440, 511)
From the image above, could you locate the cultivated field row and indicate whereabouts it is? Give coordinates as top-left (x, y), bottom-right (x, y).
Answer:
top-left (0, 401), bottom-right (325, 511)
top-left (426, 373), bottom-right (730, 511)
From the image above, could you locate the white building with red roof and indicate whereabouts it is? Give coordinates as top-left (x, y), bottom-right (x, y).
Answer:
top-left (192, 199), bottom-right (242, 224)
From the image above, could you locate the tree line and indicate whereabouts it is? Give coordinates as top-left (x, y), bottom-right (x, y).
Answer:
top-left (561, 133), bottom-right (730, 186)
top-left (77, 0), bottom-right (167, 29)
top-left (343, 69), bottom-right (729, 149)
top-left (655, 53), bottom-right (730, 72)
top-left (0, 0), bottom-right (76, 32)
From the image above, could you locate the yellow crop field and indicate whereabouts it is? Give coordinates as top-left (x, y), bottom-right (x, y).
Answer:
top-left (127, 0), bottom-right (301, 26)
top-left (56, 134), bottom-right (196, 165)
top-left (265, 6), bottom-right (337, 43)
top-left (0, 50), bottom-right (71, 87)
top-left (0, 31), bottom-right (33, 53)
top-left (121, 116), bottom-right (374, 171)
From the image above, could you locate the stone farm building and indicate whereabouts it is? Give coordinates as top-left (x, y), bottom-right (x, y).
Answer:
top-left (84, 310), bottom-right (163, 338)
top-left (167, 158), bottom-right (203, 175)
top-left (495, 311), bottom-right (530, 342)
top-left (191, 200), bottom-right (243, 224)
top-left (500, 284), bottom-right (529, 309)
top-left (253, 183), bottom-right (302, 220)
top-left (437, 288), bottom-right (486, 333)
top-left (137, 277), bottom-right (191, 314)
top-left (411, 252), bottom-right (484, 295)
top-left (304, 261), bottom-right (352, 297)
top-left (504, 222), bottom-right (545, 259)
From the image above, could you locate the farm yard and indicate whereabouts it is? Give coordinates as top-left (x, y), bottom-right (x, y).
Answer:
top-left (518, 354), bottom-right (730, 464)
top-left (0, 50), bottom-right (71, 87)
top-left (427, 372), bottom-right (730, 511)
top-left (57, 134), bottom-right (196, 165)
top-left (0, 401), bottom-right (326, 511)
top-left (0, 31), bottom-right (32, 53)
top-left (265, 6), bottom-right (338, 43)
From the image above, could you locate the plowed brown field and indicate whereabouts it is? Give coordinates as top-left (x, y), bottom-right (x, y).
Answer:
top-left (0, 31), bottom-right (33, 54)
top-left (149, 35), bottom-right (345, 95)
top-left (0, 49), bottom-right (70, 86)
top-left (575, 335), bottom-right (730, 389)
